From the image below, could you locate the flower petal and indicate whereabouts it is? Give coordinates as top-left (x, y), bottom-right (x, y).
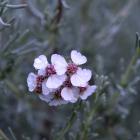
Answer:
top-left (27, 73), bottom-right (37, 92)
top-left (71, 68), bottom-right (92, 87)
top-left (61, 87), bottom-right (79, 103)
top-left (80, 85), bottom-right (97, 100)
top-left (71, 50), bottom-right (87, 65)
top-left (33, 55), bottom-right (48, 70)
top-left (46, 74), bottom-right (66, 89)
top-left (42, 81), bottom-right (50, 95)
top-left (39, 93), bottom-right (54, 103)
top-left (51, 54), bottom-right (68, 75)
top-left (38, 68), bottom-right (46, 76)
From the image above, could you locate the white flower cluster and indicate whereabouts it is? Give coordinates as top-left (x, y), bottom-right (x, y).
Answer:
top-left (27, 50), bottom-right (97, 106)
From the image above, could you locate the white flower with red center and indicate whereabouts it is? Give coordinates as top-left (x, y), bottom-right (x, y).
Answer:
top-left (60, 78), bottom-right (96, 102)
top-left (27, 50), bottom-right (97, 106)
top-left (50, 50), bottom-right (87, 75)
top-left (33, 54), bottom-right (67, 89)
top-left (50, 50), bottom-right (90, 86)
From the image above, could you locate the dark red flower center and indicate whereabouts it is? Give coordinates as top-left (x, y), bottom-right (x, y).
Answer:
top-left (54, 89), bottom-right (62, 99)
top-left (79, 87), bottom-right (87, 93)
top-left (35, 75), bottom-right (45, 94)
top-left (64, 78), bottom-right (72, 88)
top-left (35, 86), bottom-right (42, 94)
top-left (36, 75), bottom-right (45, 84)
top-left (67, 63), bottom-right (78, 74)
top-left (46, 64), bottom-right (56, 76)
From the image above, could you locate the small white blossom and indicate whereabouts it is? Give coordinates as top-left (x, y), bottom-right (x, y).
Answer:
top-left (27, 50), bottom-right (97, 106)
top-left (80, 85), bottom-right (97, 100)
top-left (33, 55), bottom-right (48, 70)
top-left (71, 68), bottom-right (92, 87)
top-left (51, 54), bottom-right (68, 75)
top-left (71, 50), bottom-right (87, 65)
top-left (61, 87), bottom-right (79, 103)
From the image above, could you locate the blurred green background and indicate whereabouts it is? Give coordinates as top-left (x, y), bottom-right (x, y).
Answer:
top-left (0, 0), bottom-right (140, 139)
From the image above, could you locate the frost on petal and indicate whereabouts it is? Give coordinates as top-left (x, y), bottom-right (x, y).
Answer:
top-left (71, 50), bottom-right (87, 65)
top-left (46, 74), bottom-right (66, 89)
top-left (33, 55), bottom-right (48, 70)
top-left (39, 93), bottom-right (54, 103)
top-left (42, 81), bottom-right (50, 95)
top-left (80, 85), bottom-right (97, 100)
top-left (49, 99), bottom-right (68, 106)
top-left (51, 54), bottom-right (68, 75)
top-left (61, 87), bottom-right (79, 103)
top-left (71, 69), bottom-right (92, 87)
top-left (27, 73), bottom-right (37, 92)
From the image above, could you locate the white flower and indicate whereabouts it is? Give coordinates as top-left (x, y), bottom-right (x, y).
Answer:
top-left (27, 73), bottom-right (37, 92)
top-left (33, 55), bottom-right (48, 70)
top-left (27, 50), bottom-right (96, 106)
top-left (80, 85), bottom-right (97, 100)
top-left (61, 87), bottom-right (79, 103)
top-left (71, 50), bottom-right (87, 65)
top-left (71, 68), bottom-right (92, 87)
top-left (51, 54), bottom-right (68, 75)
top-left (50, 50), bottom-right (87, 76)
top-left (46, 74), bottom-right (67, 89)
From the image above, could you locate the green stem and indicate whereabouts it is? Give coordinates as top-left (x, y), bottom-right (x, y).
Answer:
top-left (121, 47), bottom-right (140, 87)
top-left (0, 129), bottom-right (10, 140)
top-left (57, 101), bottom-right (82, 140)
top-left (80, 103), bottom-right (99, 140)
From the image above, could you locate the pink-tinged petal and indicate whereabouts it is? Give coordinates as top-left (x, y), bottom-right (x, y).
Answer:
top-left (61, 87), bottom-right (79, 103)
top-left (27, 73), bottom-right (37, 92)
top-left (71, 69), bottom-right (92, 87)
top-left (80, 85), bottom-right (97, 100)
top-left (71, 50), bottom-right (87, 65)
top-left (33, 55), bottom-right (48, 70)
top-left (46, 74), bottom-right (67, 89)
top-left (51, 54), bottom-right (68, 75)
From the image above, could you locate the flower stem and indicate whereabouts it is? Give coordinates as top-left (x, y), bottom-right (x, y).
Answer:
top-left (121, 43), bottom-right (140, 87)
top-left (57, 101), bottom-right (82, 140)
top-left (80, 102), bottom-right (99, 140)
